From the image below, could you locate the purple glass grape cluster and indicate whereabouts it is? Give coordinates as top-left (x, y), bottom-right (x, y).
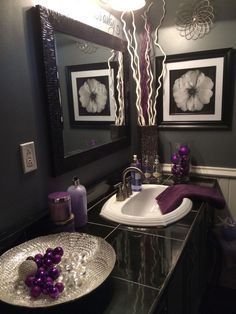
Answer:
top-left (24, 247), bottom-right (64, 299)
top-left (171, 144), bottom-right (190, 182)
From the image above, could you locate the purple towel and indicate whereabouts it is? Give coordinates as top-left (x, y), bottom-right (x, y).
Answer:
top-left (156, 184), bottom-right (225, 215)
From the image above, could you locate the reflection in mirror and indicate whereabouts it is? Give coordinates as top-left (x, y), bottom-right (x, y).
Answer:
top-left (55, 32), bottom-right (124, 157)
top-left (37, 5), bottom-right (129, 176)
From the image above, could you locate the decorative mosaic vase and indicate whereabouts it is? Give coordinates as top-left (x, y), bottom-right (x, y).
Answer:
top-left (139, 125), bottom-right (159, 166)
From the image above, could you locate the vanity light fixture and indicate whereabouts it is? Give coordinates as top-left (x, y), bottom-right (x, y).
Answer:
top-left (109, 0), bottom-right (146, 11)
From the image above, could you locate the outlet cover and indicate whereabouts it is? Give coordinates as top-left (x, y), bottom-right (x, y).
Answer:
top-left (20, 141), bottom-right (37, 173)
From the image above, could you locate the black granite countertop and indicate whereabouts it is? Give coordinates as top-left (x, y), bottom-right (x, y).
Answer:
top-left (0, 176), bottom-right (218, 314)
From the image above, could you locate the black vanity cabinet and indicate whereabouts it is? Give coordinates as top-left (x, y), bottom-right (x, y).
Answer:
top-left (0, 176), bottom-right (219, 314)
top-left (153, 203), bottom-right (214, 314)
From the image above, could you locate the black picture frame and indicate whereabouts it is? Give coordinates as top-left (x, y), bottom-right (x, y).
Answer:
top-left (156, 48), bottom-right (234, 129)
top-left (66, 62), bottom-right (118, 127)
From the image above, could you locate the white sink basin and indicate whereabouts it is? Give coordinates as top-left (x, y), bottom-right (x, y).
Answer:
top-left (100, 184), bottom-right (192, 227)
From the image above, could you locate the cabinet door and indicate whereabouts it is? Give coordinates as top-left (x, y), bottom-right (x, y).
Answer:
top-left (153, 203), bottom-right (214, 314)
top-left (153, 254), bottom-right (185, 314)
top-left (182, 203), bottom-right (211, 314)
top-left (167, 256), bottom-right (185, 314)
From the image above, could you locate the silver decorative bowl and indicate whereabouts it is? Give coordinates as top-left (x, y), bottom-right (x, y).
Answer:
top-left (0, 232), bottom-right (116, 308)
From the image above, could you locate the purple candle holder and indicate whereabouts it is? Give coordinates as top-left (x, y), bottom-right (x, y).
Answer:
top-left (48, 192), bottom-right (72, 223)
top-left (170, 143), bottom-right (191, 184)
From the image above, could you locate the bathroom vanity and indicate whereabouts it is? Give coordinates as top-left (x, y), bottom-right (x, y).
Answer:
top-left (0, 176), bottom-right (219, 314)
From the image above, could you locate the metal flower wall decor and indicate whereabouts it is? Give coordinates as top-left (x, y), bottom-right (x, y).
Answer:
top-left (176, 0), bottom-right (214, 40)
top-left (76, 40), bottom-right (98, 54)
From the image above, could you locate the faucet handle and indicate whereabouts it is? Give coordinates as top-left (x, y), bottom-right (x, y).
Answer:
top-left (114, 182), bottom-right (125, 201)
top-left (114, 182), bottom-right (122, 189)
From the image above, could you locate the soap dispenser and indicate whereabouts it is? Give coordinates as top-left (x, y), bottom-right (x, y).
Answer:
top-left (152, 155), bottom-right (162, 183)
top-left (67, 176), bottom-right (87, 228)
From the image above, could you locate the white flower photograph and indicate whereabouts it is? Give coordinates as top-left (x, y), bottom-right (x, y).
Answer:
top-left (156, 48), bottom-right (233, 128)
top-left (66, 62), bottom-right (117, 126)
top-left (171, 67), bottom-right (215, 114)
top-left (79, 78), bottom-right (108, 114)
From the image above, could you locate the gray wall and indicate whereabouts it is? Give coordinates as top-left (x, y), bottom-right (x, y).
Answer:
top-left (0, 0), bottom-right (129, 234)
top-left (156, 16), bottom-right (236, 167)
top-left (56, 33), bottom-right (113, 154)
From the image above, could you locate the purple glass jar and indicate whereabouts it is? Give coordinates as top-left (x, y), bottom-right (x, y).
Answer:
top-left (170, 143), bottom-right (191, 184)
top-left (48, 192), bottom-right (71, 223)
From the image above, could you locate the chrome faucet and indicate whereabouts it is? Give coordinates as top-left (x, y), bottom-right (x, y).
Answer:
top-left (116, 166), bottom-right (145, 201)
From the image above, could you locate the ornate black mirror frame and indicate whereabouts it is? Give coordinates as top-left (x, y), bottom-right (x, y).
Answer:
top-left (37, 5), bottom-right (130, 176)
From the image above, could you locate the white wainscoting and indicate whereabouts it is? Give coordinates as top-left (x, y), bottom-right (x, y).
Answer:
top-left (162, 164), bottom-right (236, 219)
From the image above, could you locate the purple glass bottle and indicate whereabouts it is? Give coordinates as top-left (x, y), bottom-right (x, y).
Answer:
top-left (131, 155), bottom-right (142, 191)
top-left (67, 177), bottom-right (87, 228)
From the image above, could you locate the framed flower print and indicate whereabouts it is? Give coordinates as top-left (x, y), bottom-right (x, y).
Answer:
top-left (66, 62), bottom-right (118, 127)
top-left (156, 48), bottom-right (234, 129)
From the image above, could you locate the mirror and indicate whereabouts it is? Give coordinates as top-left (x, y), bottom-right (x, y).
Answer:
top-left (37, 5), bottom-right (129, 176)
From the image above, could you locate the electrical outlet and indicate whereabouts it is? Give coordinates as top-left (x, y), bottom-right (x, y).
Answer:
top-left (20, 142), bottom-right (37, 173)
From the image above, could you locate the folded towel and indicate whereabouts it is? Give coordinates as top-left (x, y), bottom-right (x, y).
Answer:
top-left (156, 184), bottom-right (225, 215)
